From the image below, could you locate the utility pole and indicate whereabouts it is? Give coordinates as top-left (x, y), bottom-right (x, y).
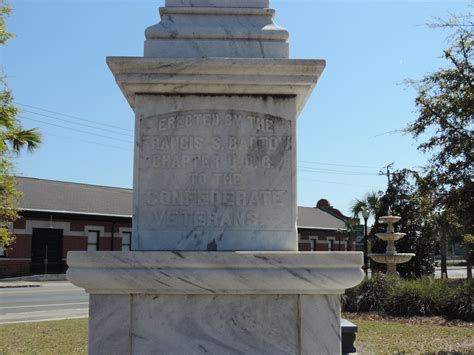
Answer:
top-left (379, 163), bottom-right (394, 213)
top-left (379, 162), bottom-right (394, 189)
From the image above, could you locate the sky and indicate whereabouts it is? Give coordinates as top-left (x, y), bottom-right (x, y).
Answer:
top-left (2, 0), bottom-right (470, 217)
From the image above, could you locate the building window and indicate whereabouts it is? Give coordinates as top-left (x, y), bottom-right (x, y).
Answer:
top-left (328, 240), bottom-right (334, 251)
top-left (0, 244), bottom-right (5, 257)
top-left (87, 230), bottom-right (100, 251)
top-left (310, 239), bottom-right (317, 251)
top-left (121, 231), bottom-right (131, 251)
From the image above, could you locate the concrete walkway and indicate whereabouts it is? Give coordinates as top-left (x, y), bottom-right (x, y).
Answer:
top-left (0, 274), bottom-right (68, 289)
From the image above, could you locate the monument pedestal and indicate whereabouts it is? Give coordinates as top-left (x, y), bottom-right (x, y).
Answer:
top-left (67, 1), bottom-right (364, 353)
top-left (105, 58), bottom-right (326, 252)
top-left (67, 251), bottom-right (363, 354)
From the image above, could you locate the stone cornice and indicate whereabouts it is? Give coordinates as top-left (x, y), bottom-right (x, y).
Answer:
top-left (107, 57), bottom-right (326, 117)
top-left (67, 251), bottom-right (363, 295)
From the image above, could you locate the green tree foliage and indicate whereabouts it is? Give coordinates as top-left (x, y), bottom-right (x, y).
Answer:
top-left (0, 0), bottom-right (41, 247)
top-left (335, 217), bottom-right (360, 251)
top-left (350, 191), bottom-right (382, 221)
top-left (405, 10), bottom-right (473, 277)
top-left (0, 0), bottom-right (13, 44)
top-left (371, 169), bottom-right (436, 278)
top-left (405, 12), bottom-right (473, 196)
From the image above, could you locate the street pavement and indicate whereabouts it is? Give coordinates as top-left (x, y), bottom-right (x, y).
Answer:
top-left (0, 281), bottom-right (88, 324)
top-left (0, 266), bottom-right (469, 324)
top-left (434, 266), bottom-right (467, 279)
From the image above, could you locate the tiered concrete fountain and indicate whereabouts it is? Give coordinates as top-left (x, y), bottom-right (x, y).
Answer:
top-left (369, 215), bottom-right (415, 276)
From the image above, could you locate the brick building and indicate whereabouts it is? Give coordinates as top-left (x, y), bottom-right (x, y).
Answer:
top-left (0, 177), bottom-right (352, 278)
top-left (298, 199), bottom-right (352, 252)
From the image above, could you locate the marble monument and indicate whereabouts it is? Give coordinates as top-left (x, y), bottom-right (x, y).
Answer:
top-left (67, 1), bottom-right (364, 354)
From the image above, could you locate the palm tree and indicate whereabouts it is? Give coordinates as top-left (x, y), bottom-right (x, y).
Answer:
top-left (336, 218), bottom-right (360, 251)
top-left (0, 114), bottom-right (41, 247)
top-left (350, 191), bottom-right (382, 275)
top-left (1, 89), bottom-right (41, 153)
top-left (3, 127), bottom-right (42, 153)
top-left (0, 2), bottom-right (42, 248)
top-left (351, 191), bottom-right (382, 220)
top-left (1, 88), bottom-right (41, 247)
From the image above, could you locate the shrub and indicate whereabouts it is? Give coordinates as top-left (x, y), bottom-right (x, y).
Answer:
top-left (342, 273), bottom-right (390, 313)
top-left (443, 281), bottom-right (474, 322)
top-left (341, 281), bottom-right (359, 312)
top-left (384, 277), bottom-right (449, 317)
top-left (343, 276), bottom-right (473, 321)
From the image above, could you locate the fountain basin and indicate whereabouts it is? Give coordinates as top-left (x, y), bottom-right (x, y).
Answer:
top-left (369, 253), bottom-right (414, 265)
top-left (375, 232), bottom-right (406, 241)
top-left (379, 216), bottom-right (402, 224)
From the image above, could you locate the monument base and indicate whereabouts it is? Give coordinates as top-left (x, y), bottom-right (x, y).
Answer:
top-left (67, 251), bottom-right (363, 355)
top-left (89, 293), bottom-right (340, 354)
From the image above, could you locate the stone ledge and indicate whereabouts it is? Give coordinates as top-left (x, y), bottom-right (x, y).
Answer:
top-left (158, 7), bottom-right (277, 17)
top-left (165, 0), bottom-right (270, 8)
top-left (67, 251), bottom-right (363, 295)
top-left (107, 57), bottom-right (325, 76)
top-left (106, 57), bottom-right (325, 116)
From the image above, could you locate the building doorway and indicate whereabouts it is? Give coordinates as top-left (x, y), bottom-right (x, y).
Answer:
top-left (31, 228), bottom-right (64, 274)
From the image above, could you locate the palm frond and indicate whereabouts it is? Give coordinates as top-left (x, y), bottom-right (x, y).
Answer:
top-left (4, 127), bottom-right (42, 153)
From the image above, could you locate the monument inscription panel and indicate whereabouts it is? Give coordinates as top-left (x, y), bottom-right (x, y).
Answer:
top-left (134, 95), bottom-right (297, 251)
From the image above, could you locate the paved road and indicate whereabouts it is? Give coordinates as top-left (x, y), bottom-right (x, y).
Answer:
top-left (434, 267), bottom-right (467, 279)
top-left (0, 281), bottom-right (88, 324)
top-left (366, 266), bottom-right (468, 279)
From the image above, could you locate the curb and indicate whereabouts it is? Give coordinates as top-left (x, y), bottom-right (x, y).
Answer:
top-left (0, 282), bottom-right (41, 289)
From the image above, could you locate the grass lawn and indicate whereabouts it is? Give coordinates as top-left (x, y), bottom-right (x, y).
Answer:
top-left (347, 317), bottom-right (474, 354)
top-left (0, 319), bottom-right (87, 355)
top-left (0, 317), bottom-right (472, 354)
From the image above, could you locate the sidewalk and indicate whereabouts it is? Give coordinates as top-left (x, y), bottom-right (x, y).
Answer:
top-left (0, 274), bottom-right (68, 288)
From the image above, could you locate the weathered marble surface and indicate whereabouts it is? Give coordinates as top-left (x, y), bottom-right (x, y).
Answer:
top-left (106, 58), bottom-right (325, 117)
top-left (144, 0), bottom-right (288, 58)
top-left (69, 1), bottom-right (365, 354)
top-left (106, 57), bottom-right (325, 252)
top-left (70, 251), bottom-right (361, 354)
top-left (87, 292), bottom-right (342, 355)
top-left (89, 294), bottom-right (131, 355)
top-left (133, 295), bottom-right (298, 354)
top-left (67, 251), bottom-right (364, 294)
top-left (301, 295), bottom-right (341, 355)
top-left (133, 95), bottom-right (296, 251)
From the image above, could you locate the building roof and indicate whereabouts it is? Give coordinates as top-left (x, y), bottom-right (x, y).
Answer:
top-left (16, 177), bottom-right (346, 230)
top-left (297, 207), bottom-right (346, 230)
top-left (17, 177), bottom-right (133, 217)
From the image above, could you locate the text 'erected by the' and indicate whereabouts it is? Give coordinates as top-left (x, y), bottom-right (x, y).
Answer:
top-left (139, 110), bottom-right (293, 231)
